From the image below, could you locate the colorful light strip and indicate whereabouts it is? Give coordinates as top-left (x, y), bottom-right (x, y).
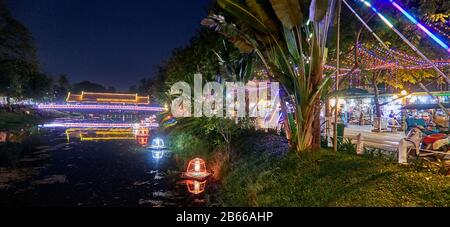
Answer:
top-left (38, 104), bottom-right (165, 112)
top-left (42, 122), bottom-right (159, 128)
top-left (358, 0), bottom-right (394, 28)
top-left (386, 0), bottom-right (450, 53)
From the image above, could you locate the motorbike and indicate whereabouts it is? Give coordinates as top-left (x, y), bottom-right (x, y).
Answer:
top-left (404, 126), bottom-right (449, 160)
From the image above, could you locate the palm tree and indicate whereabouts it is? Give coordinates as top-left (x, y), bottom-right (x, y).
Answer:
top-left (202, 0), bottom-right (336, 152)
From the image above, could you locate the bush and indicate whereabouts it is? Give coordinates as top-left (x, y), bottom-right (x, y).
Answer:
top-left (221, 149), bottom-right (450, 207)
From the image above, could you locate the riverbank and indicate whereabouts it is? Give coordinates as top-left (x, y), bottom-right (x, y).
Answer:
top-left (164, 127), bottom-right (449, 207)
top-left (0, 109), bottom-right (68, 131)
top-left (220, 133), bottom-right (450, 207)
top-left (0, 111), bottom-right (43, 131)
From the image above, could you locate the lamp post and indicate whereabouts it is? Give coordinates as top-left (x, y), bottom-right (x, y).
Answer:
top-left (333, 0), bottom-right (342, 152)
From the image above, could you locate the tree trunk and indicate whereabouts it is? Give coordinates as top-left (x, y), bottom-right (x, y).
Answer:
top-left (294, 96), bottom-right (318, 152)
top-left (295, 110), bottom-right (314, 152)
top-left (311, 99), bottom-right (322, 151)
top-left (372, 73), bottom-right (381, 118)
top-left (279, 88), bottom-right (293, 146)
top-left (372, 72), bottom-right (382, 132)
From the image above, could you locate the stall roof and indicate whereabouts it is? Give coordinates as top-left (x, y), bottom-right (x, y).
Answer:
top-left (402, 103), bottom-right (450, 110)
top-left (328, 88), bottom-right (369, 97)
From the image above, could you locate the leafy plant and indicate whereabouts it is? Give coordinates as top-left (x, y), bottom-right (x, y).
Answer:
top-left (203, 0), bottom-right (337, 152)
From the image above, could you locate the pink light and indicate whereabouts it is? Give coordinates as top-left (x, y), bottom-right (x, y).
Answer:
top-left (42, 122), bottom-right (159, 128)
top-left (38, 104), bottom-right (165, 112)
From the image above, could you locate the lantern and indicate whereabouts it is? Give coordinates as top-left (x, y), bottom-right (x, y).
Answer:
top-left (185, 158), bottom-right (210, 179)
top-left (185, 180), bottom-right (207, 195)
top-left (150, 137), bottom-right (165, 149)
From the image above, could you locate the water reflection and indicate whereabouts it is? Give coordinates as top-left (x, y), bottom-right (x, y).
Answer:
top-left (63, 127), bottom-right (151, 147)
top-left (151, 149), bottom-right (165, 160)
top-left (185, 180), bottom-right (207, 195)
top-left (0, 128), bottom-right (38, 144)
top-left (1, 119), bottom-right (220, 206)
top-left (0, 132), bottom-right (7, 142)
top-left (137, 136), bottom-right (149, 146)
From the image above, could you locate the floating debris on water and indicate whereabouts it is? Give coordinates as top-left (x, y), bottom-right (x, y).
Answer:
top-left (133, 181), bottom-right (151, 186)
top-left (138, 199), bottom-right (164, 206)
top-left (32, 175), bottom-right (68, 185)
top-left (152, 191), bottom-right (173, 198)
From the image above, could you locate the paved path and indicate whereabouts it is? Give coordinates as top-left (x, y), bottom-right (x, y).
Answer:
top-left (343, 125), bottom-right (404, 152)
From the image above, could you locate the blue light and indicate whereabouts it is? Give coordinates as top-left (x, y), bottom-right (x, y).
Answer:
top-left (392, 2), bottom-right (418, 24)
top-left (417, 24), bottom-right (449, 49)
top-left (150, 137), bottom-right (166, 150)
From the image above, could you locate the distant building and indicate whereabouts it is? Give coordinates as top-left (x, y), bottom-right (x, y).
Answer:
top-left (66, 91), bottom-right (150, 105)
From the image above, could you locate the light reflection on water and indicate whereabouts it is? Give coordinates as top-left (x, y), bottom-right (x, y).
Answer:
top-left (0, 131), bottom-right (7, 142)
top-left (1, 119), bottom-right (219, 206)
top-left (46, 123), bottom-right (208, 197)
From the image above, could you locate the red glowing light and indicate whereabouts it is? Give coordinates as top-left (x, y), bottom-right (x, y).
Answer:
top-left (185, 180), bottom-right (207, 195)
top-left (136, 128), bottom-right (149, 136)
top-left (184, 158), bottom-right (210, 179)
top-left (137, 136), bottom-right (149, 146)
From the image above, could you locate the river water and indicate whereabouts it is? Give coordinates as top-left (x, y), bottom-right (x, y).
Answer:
top-left (0, 122), bottom-right (221, 207)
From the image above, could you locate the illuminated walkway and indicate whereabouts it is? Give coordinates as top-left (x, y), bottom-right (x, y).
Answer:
top-left (38, 104), bottom-right (165, 112)
top-left (344, 125), bottom-right (404, 151)
top-left (42, 122), bottom-right (159, 129)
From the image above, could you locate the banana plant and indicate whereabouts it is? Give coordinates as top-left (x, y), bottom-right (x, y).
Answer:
top-left (202, 0), bottom-right (336, 152)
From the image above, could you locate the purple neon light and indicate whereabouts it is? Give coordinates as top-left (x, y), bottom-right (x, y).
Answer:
top-left (38, 104), bottom-right (165, 112)
top-left (42, 122), bottom-right (159, 128)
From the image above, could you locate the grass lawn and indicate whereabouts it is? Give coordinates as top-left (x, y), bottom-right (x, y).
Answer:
top-left (221, 149), bottom-right (450, 207)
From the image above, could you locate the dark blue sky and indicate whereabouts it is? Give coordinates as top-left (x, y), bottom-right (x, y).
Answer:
top-left (7, 0), bottom-right (214, 91)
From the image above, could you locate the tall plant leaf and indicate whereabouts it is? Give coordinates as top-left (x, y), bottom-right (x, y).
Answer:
top-left (309, 0), bottom-right (329, 22)
top-left (217, 0), bottom-right (271, 34)
top-left (246, 0), bottom-right (278, 32)
top-left (269, 0), bottom-right (303, 29)
top-left (284, 28), bottom-right (300, 62)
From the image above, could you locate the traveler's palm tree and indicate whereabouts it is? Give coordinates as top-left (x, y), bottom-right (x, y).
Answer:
top-left (202, 0), bottom-right (335, 151)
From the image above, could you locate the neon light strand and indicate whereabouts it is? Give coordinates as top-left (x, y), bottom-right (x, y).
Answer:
top-left (38, 104), bottom-right (165, 112)
top-left (42, 122), bottom-right (159, 128)
top-left (358, 0), bottom-right (394, 28)
top-left (386, 0), bottom-right (450, 53)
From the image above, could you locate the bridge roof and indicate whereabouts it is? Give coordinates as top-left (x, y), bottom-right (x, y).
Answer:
top-left (66, 92), bottom-right (150, 105)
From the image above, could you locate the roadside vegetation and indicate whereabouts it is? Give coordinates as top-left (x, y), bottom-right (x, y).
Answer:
top-left (162, 124), bottom-right (450, 207)
top-left (222, 135), bottom-right (450, 207)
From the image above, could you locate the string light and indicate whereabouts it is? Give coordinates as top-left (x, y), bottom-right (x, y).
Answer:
top-left (324, 43), bottom-right (450, 74)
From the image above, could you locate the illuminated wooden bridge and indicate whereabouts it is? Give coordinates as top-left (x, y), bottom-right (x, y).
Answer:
top-left (38, 91), bottom-right (166, 112)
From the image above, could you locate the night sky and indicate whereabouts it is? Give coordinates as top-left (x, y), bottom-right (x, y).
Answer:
top-left (7, 0), bottom-right (214, 91)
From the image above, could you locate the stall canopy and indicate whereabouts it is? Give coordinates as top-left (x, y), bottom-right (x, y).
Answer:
top-left (328, 88), bottom-right (369, 97)
top-left (402, 103), bottom-right (450, 110)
